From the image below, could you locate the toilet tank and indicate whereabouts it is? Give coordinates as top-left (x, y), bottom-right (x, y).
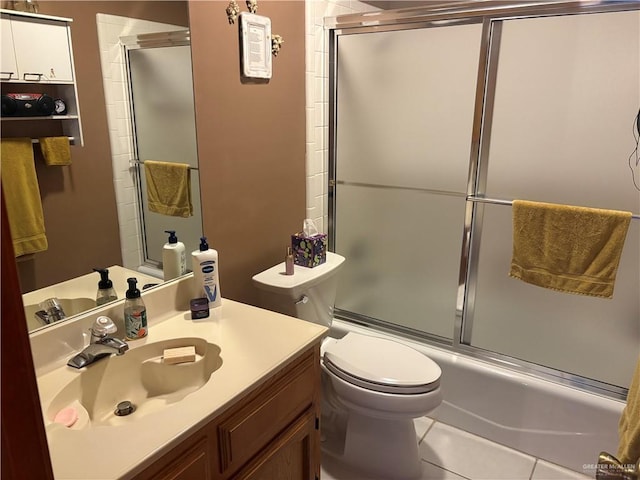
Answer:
top-left (252, 252), bottom-right (345, 328)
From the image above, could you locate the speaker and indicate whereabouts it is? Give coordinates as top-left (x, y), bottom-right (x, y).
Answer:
top-left (1, 93), bottom-right (55, 117)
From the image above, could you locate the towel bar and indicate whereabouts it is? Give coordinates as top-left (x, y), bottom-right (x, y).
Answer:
top-left (129, 159), bottom-right (199, 171)
top-left (30, 137), bottom-right (75, 146)
top-left (467, 196), bottom-right (640, 220)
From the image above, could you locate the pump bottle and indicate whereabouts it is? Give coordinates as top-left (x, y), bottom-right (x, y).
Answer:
top-left (124, 277), bottom-right (147, 339)
top-left (162, 230), bottom-right (186, 280)
top-left (94, 268), bottom-right (117, 306)
top-left (191, 236), bottom-right (222, 308)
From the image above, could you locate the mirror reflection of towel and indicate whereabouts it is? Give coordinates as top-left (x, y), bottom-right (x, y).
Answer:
top-left (144, 160), bottom-right (193, 218)
top-left (509, 200), bottom-right (632, 299)
top-left (1, 138), bottom-right (48, 256)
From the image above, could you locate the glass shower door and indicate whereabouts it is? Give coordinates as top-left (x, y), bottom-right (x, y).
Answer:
top-left (332, 23), bottom-right (482, 340)
top-left (467, 11), bottom-right (640, 388)
top-left (127, 44), bottom-right (202, 264)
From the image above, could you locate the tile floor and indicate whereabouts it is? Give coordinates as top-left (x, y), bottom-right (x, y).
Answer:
top-left (320, 417), bottom-right (593, 480)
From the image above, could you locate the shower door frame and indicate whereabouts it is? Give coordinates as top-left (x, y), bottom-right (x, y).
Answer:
top-left (121, 30), bottom-right (202, 270)
top-left (327, 0), bottom-right (640, 400)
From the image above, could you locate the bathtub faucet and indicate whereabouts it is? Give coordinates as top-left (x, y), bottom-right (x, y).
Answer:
top-left (596, 452), bottom-right (638, 480)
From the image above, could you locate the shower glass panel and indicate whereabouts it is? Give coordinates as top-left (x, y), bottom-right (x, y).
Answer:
top-left (333, 23), bottom-right (482, 340)
top-left (128, 45), bottom-right (202, 264)
top-left (469, 11), bottom-right (640, 387)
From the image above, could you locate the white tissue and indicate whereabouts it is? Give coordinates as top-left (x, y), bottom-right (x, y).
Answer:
top-left (303, 218), bottom-right (319, 237)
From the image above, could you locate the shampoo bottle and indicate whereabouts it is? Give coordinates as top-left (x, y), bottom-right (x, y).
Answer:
top-left (94, 268), bottom-right (117, 306)
top-left (192, 236), bottom-right (221, 308)
top-left (162, 230), bottom-right (186, 280)
top-left (124, 277), bottom-right (147, 339)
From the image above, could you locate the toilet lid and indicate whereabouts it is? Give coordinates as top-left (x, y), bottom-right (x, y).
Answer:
top-left (323, 333), bottom-right (441, 394)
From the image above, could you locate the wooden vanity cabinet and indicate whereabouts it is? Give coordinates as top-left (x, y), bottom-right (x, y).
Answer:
top-left (133, 344), bottom-right (322, 480)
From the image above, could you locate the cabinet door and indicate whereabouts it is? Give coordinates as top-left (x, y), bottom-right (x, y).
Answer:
top-left (1, 16), bottom-right (18, 80)
top-left (232, 410), bottom-right (318, 480)
top-left (217, 350), bottom-right (317, 477)
top-left (10, 16), bottom-right (73, 82)
top-left (133, 437), bottom-right (212, 480)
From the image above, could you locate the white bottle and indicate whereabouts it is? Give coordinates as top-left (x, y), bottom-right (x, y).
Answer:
top-left (162, 230), bottom-right (186, 281)
top-left (191, 236), bottom-right (221, 308)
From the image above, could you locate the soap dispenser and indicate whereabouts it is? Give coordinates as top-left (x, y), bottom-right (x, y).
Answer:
top-left (162, 230), bottom-right (186, 280)
top-left (94, 268), bottom-right (117, 306)
top-left (191, 236), bottom-right (222, 308)
top-left (124, 277), bottom-right (147, 340)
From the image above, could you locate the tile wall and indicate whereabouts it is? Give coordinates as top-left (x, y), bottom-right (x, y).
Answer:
top-left (304, 0), bottom-right (380, 232)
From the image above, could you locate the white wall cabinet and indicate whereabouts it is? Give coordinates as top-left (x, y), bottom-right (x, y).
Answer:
top-left (1, 16), bottom-right (18, 78)
top-left (1, 9), bottom-right (83, 146)
top-left (8, 15), bottom-right (74, 82)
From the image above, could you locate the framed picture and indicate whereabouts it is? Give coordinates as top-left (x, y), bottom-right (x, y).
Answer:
top-left (239, 13), bottom-right (272, 79)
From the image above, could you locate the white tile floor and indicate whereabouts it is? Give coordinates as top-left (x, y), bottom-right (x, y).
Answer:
top-left (320, 417), bottom-right (593, 480)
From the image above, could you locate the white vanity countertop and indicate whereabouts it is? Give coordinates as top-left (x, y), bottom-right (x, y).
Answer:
top-left (33, 281), bottom-right (327, 479)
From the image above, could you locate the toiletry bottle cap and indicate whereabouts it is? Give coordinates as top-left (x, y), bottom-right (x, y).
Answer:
top-left (165, 230), bottom-right (178, 244)
top-left (93, 268), bottom-right (113, 289)
top-left (126, 277), bottom-right (140, 299)
top-left (199, 236), bottom-right (209, 251)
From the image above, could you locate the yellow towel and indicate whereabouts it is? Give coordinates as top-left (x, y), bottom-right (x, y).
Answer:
top-left (509, 200), bottom-right (631, 299)
top-left (38, 136), bottom-right (71, 166)
top-left (0, 138), bottom-right (48, 256)
top-left (144, 160), bottom-right (193, 218)
top-left (618, 356), bottom-right (640, 464)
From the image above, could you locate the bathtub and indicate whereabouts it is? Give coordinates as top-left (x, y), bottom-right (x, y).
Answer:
top-left (329, 318), bottom-right (625, 476)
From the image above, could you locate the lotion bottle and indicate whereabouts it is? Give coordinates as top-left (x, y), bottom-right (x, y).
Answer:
top-left (162, 230), bottom-right (186, 280)
top-left (124, 277), bottom-right (147, 339)
top-left (285, 246), bottom-right (294, 275)
top-left (191, 236), bottom-right (221, 308)
top-left (94, 268), bottom-right (117, 306)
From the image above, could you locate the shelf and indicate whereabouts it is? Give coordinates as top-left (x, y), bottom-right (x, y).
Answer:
top-left (0, 8), bottom-right (72, 23)
top-left (1, 79), bottom-right (74, 85)
top-left (1, 115), bottom-right (79, 121)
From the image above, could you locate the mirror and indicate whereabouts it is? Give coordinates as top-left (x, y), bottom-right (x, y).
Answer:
top-left (7, 1), bottom-right (202, 332)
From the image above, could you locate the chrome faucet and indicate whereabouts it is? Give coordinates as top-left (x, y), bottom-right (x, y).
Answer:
top-left (67, 316), bottom-right (129, 369)
top-left (34, 297), bottom-right (66, 325)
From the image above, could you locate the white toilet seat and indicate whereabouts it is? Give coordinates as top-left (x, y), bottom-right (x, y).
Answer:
top-left (322, 333), bottom-right (441, 395)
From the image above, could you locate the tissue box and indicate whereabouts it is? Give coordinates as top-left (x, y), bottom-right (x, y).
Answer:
top-left (291, 232), bottom-right (327, 267)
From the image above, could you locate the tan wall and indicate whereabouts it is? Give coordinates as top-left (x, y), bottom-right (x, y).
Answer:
top-left (189, 1), bottom-right (306, 305)
top-left (8, 1), bottom-right (305, 305)
top-left (9, 2), bottom-right (189, 292)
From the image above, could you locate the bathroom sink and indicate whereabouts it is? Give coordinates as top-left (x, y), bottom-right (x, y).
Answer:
top-left (24, 297), bottom-right (96, 330)
top-left (46, 337), bottom-right (222, 429)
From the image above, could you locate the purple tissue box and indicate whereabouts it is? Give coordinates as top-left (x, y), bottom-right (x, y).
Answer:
top-left (291, 232), bottom-right (327, 267)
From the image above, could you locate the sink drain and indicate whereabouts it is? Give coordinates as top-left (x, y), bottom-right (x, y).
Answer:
top-left (114, 401), bottom-right (136, 416)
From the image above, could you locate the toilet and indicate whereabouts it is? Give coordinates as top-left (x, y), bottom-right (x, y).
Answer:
top-left (252, 252), bottom-right (442, 479)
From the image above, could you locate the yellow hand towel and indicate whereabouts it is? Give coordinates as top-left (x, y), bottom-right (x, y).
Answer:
top-left (618, 356), bottom-right (640, 464)
top-left (509, 200), bottom-right (631, 299)
top-left (38, 136), bottom-right (71, 166)
top-left (144, 160), bottom-right (193, 218)
top-left (0, 138), bottom-right (48, 256)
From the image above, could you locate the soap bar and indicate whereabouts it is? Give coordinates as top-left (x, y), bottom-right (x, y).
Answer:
top-left (163, 346), bottom-right (196, 364)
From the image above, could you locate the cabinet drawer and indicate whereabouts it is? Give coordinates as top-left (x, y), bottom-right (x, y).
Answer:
top-left (217, 350), bottom-right (317, 476)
